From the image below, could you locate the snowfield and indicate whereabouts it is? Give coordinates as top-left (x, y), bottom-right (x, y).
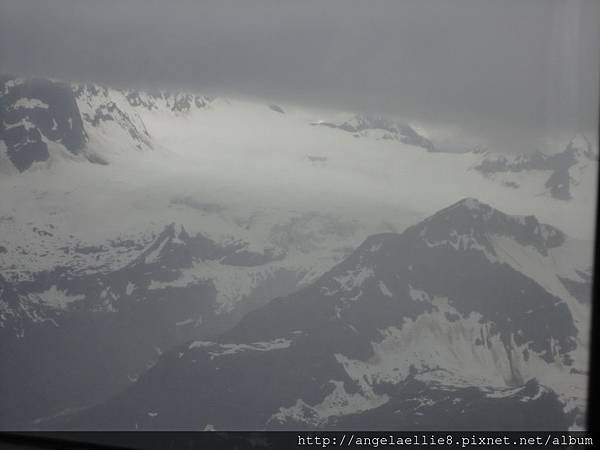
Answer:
top-left (1, 86), bottom-right (596, 279)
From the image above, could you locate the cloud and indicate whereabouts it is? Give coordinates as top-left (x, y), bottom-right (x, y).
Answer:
top-left (1, 0), bottom-right (598, 152)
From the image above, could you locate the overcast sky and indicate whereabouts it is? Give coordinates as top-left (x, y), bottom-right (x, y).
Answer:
top-left (1, 0), bottom-right (598, 152)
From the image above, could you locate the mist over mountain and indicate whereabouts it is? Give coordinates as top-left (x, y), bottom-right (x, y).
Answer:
top-left (0, 58), bottom-right (596, 431)
top-left (1, 0), bottom-right (599, 153)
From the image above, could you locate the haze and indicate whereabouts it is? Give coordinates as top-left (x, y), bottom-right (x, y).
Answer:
top-left (0, 0), bottom-right (598, 152)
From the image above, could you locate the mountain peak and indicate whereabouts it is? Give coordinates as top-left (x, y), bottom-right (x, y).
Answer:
top-left (427, 197), bottom-right (495, 223)
top-left (406, 198), bottom-right (565, 256)
top-left (449, 197), bottom-right (488, 212)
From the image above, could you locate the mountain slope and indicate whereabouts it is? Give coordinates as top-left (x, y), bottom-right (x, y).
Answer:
top-left (473, 135), bottom-right (597, 200)
top-left (0, 76), bottom-right (87, 172)
top-left (0, 208), bottom-right (364, 428)
top-left (310, 114), bottom-right (435, 151)
top-left (58, 199), bottom-right (590, 430)
top-left (1, 74), bottom-right (597, 235)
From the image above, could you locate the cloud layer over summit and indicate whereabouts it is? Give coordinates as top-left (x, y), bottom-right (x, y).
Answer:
top-left (1, 0), bottom-right (598, 151)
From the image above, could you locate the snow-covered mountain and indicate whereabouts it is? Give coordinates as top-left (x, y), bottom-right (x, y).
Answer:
top-left (0, 76), bottom-right (87, 172)
top-left (472, 135), bottom-right (597, 200)
top-left (0, 210), bottom-right (365, 428)
top-left (310, 114), bottom-right (435, 151)
top-left (1, 75), bottom-right (596, 236)
top-left (0, 76), bottom-right (213, 172)
top-left (53, 199), bottom-right (591, 430)
top-left (0, 75), bottom-right (595, 430)
top-left (73, 82), bottom-right (213, 157)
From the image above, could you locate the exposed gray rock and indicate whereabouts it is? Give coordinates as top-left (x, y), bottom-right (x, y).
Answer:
top-left (53, 199), bottom-right (580, 430)
top-left (311, 114), bottom-right (435, 151)
top-left (0, 77), bottom-right (87, 171)
top-left (0, 223), bottom-right (289, 428)
top-left (474, 135), bottom-right (596, 200)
